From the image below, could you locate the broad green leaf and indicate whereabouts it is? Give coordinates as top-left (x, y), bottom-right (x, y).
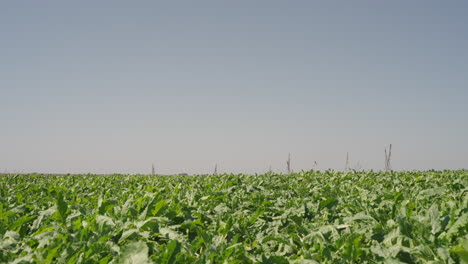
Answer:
top-left (56, 191), bottom-right (69, 223)
top-left (446, 212), bottom-right (468, 239)
top-left (117, 241), bottom-right (149, 264)
top-left (451, 239), bottom-right (468, 264)
top-left (161, 240), bottom-right (181, 264)
top-left (151, 200), bottom-right (167, 216)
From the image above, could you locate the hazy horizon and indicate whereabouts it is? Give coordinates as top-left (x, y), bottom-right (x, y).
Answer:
top-left (1, 1), bottom-right (467, 174)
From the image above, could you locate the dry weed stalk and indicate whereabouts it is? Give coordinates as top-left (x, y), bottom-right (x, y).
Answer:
top-left (313, 161), bottom-right (318, 171)
top-left (384, 144), bottom-right (392, 172)
top-left (345, 152), bottom-right (350, 172)
top-left (286, 153), bottom-right (292, 174)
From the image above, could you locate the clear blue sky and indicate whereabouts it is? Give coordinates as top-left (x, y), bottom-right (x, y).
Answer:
top-left (1, 1), bottom-right (467, 174)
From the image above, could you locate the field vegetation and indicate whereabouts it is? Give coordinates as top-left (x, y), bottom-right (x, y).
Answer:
top-left (1, 170), bottom-right (467, 263)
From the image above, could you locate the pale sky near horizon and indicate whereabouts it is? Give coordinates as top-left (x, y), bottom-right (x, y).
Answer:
top-left (1, 1), bottom-right (467, 174)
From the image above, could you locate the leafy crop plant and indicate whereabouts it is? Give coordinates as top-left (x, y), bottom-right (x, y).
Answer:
top-left (0, 170), bottom-right (467, 263)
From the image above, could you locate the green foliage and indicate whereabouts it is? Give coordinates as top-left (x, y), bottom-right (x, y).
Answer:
top-left (0, 170), bottom-right (466, 263)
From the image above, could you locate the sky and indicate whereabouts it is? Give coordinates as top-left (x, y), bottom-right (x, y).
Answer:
top-left (1, 1), bottom-right (467, 174)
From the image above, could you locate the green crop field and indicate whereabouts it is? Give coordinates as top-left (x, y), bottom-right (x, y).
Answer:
top-left (1, 171), bottom-right (467, 263)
